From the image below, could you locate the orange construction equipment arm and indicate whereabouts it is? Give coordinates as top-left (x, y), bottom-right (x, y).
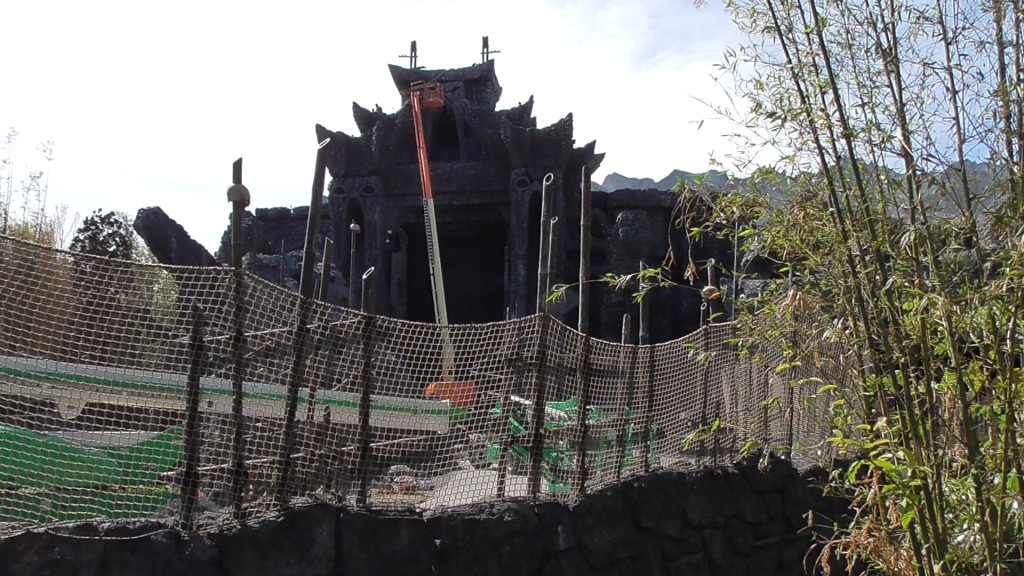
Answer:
top-left (410, 93), bottom-right (434, 201)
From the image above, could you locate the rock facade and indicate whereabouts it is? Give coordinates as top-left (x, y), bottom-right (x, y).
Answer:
top-left (134, 59), bottom-right (780, 343)
top-left (0, 458), bottom-right (862, 576)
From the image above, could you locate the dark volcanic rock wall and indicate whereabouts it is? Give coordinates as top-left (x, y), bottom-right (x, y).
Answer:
top-left (212, 202), bottom-right (337, 299)
top-left (131, 56), bottom-right (784, 343)
top-left (134, 207), bottom-right (218, 268)
top-left (0, 458), bottom-right (861, 576)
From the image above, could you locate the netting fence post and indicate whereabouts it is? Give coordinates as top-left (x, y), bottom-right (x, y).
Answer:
top-left (302, 238), bottom-right (336, 494)
top-left (641, 353), bottom-right (655, 474)
top-left (528, 315), bottom-right (551, 500)
top-left (760, 368), bottom-right (771, 450)
top-left (696, 326), bottom-right (711, 464)
top-left (227, 158), bottom-right (251, 520)
top-left (613, 313), bottom-right (633, 482)
top-left (785, 366), bottom-right (795, 454)
top-left (316, 237), bottom-right (334, 302)
top-left (228, 268), bottom-right (248, 521)
top-left (574, 167), bottom-right (592, 497)
top-left (638, 263), bottom-right (655, 474)
top-left (274, 296), bottom-right (313, 507)
top-left (317, 322), bottom-right (349, 495)
top-left (355, 311), bottom-right (376, 507)
top-left (316, 406), bottom-right (331, 491)
top-left (180, 302), bottom-right (205, 531)
top-left (274, 139), bottom-right (329, 507)
top-left (573, 335), bottom-right (591, 496)
top-left (227, 157), bottom-right (251, 521)
top-left (496, 310), bottom-right (523, 500)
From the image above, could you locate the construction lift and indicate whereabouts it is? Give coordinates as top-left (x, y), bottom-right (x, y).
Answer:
top-left (407, 80), bottom-right (476, 406)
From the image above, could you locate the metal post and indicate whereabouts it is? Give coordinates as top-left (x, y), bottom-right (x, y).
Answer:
top-left (613, 314), bottom-right (633, 481)
top-left (180, 302), bottom-right (205, 531)
top-left (536, 173), bottom-right (554, 313)
top-left (361, 267), bottom-right (375, 314)
top-left (274, 138), bottom-right (330, 506)
top-left (318, 237), bottom-right (334, 302)
top-left (543, 217), bottom-right (559, 314)
top-left (226, 158), bottom-right (250, 520)
top-left (348, 221), bottom-right (361, 308)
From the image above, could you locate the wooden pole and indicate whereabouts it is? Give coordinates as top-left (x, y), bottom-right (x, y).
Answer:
top-left (355, 312), bottom-right (376, 507)
top-left (638, 261), bottom-right (655, 473)
top-left (303, 235), bottom-right (335, 424)
top-left (496, 308), bottom-right (522, 500)
top-left (574, 335), bottom-right (591, 495)
top-left (180, 302), bottom-right (205, 531)
top-left (528, 315), bottom-right (551, 499)
top-left (578, 167), bottom-right (592, 334)
top-left (227, 158), bottom-right (250, 520)
top-left (573, 167), bottom-right (592, 494)
top-left (697, 324), bottom-right (712, 464)
top-left (304, 236), bottom-right (336, 478)
top-left (274, 138), bottom-right (330, 506)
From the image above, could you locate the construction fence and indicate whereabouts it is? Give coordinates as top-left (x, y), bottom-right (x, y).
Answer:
top-left (0, 234), bottom-right (845, 535)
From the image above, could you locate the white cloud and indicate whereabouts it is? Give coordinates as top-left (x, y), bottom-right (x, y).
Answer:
top-left (0, 0), bottom-right (750, 253)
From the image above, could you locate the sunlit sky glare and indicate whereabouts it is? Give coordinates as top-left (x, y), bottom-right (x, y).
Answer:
top-left (0, 0), bottom-right (749, 253)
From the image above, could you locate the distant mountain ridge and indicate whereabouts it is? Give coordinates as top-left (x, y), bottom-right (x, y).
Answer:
top-left (596, 169), bottom-right (732, 192)
top-left (595, 161), bottom-right (1006, 230)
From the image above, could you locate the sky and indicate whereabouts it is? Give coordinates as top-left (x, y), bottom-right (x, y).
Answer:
top-left (0, 0), bottom-right (749, 253)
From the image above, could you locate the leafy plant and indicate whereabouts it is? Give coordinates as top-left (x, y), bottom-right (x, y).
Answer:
top-left (701, 0), bottom-right (1024, 573)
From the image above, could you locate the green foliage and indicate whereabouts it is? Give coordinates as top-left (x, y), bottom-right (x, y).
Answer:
top-left (1, 128), bottom-right (72, 248)
top-left (712, 0), bottom-right (1024, 573)
top-left (69, 210), bottom-right (133, 260)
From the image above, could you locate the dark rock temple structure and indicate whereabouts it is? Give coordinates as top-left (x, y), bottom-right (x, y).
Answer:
top-left (314, 60), bottom-right (602, 325)
top-left (136, 58), bottom-right (768, 343)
